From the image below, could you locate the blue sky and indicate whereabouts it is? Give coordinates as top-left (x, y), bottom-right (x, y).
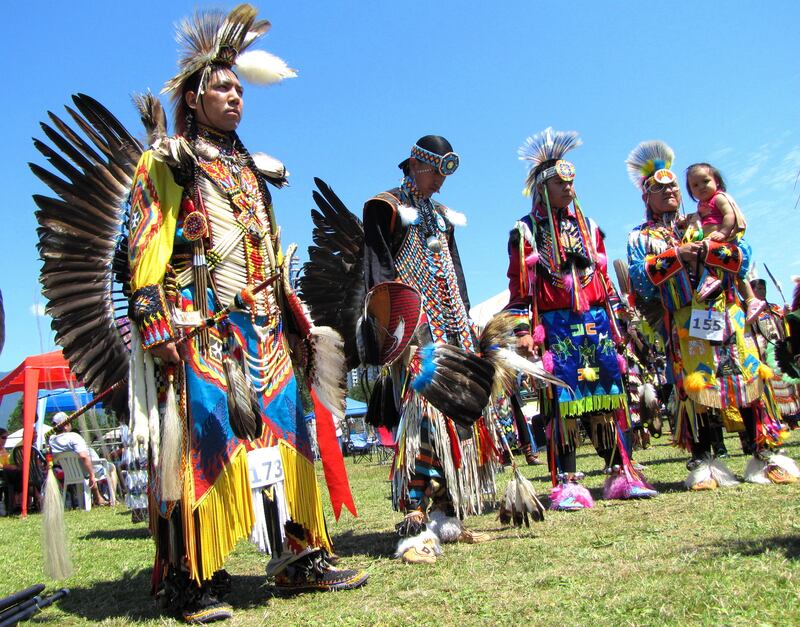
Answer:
top-left (2, 1), bottom-right (800, 373)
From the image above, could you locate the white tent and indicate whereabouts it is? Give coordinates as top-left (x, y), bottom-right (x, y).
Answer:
top-left (6, 425), bottom-right (52, 450)
top-left (469, 289), bottom-right (510, 329)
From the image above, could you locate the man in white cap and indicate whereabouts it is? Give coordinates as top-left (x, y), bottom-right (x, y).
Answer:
top-left (48, 412), bottom-right (108, 505)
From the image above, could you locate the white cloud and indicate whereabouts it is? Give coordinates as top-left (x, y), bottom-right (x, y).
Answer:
top-left (30, 303), bottom-right (46, 317)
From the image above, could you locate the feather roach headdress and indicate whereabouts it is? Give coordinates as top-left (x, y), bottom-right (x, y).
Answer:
top-left (625, 140), bottom-right (676, 192)
top-left (519, 127), bottom-right (582, 208)
top-left (162, 4), bottom-right (296, 101)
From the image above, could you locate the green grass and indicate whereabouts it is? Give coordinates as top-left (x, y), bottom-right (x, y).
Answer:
top-left (3, 435), bottom-right (800, 626)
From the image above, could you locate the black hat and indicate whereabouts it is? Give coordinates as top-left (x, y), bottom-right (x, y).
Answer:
top-left (399, 135), bottom-right (459, 176)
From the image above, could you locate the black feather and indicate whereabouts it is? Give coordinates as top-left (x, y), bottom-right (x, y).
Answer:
top-left (298, 178), bottom-right (365, 370)
top-left (223, 356), bottom-right (263, 441)
top-left (32, 94), bottom-right (138, 400)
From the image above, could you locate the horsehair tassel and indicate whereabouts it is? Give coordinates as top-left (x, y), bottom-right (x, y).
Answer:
top-left (160, 369), bottom-right (183, 501)
top-left (42, 450), bottom-right (72, 579)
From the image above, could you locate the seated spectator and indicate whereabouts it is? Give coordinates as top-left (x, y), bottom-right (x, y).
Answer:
top-left (2, 428), bottom-right (47, 513)
top-left (0, 428), bottom-right (9, 466)
top-left (49, 412), bottom-right (109, 506)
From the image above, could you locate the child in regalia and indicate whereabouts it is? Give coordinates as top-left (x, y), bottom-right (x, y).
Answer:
top-left (684, 162), bottom-right (766, 323)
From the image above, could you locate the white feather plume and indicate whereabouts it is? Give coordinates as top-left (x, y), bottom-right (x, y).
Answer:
top-left (496, 347), bottom-right (572, 391)
top-left (625, 140), bottom-right (675, 189)
top-left (641, 383), bottom-right (659, 410)
top-left (235, 49), bottom-right (297, 85)
top-left (743, 457), bottom-right (772, 485)
top-left (444, 207), bottom-right (467, 227)
top-left (427, 509), bottom-right (463, 543)
top-left (709, 457), bottom-right (740, 487)
top-left (252, 152), bottom-right (288, 180)
top-left (309, 325), bottom-right (347, 420)
top-left (397, 204), bottom-right (418, 226)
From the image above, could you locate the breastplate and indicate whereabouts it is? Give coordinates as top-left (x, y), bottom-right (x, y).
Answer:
top-left (394, 221), bottom-right (473, 352)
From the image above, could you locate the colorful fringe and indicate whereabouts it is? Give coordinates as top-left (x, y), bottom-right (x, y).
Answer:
top-left (186, 446), bottom-right (254, 583)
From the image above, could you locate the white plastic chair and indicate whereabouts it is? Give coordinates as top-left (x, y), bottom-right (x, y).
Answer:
top-left (54, 452), bottom-right (91, 511)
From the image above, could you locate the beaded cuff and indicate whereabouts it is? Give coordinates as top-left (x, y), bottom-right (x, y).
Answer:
top-left (130, 284), bottom-right (174, 348)
top-left (505, 308), bottom-right (531, 335)
top-left (644, 248), bottom-right (683, 286)
top-left (703, 240), bottom-right (742, 274)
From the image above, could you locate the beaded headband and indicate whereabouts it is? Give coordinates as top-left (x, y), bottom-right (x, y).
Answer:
top-left (411, 144), bottom-right (460, 176)
top-left (534, 160), bottom-right (576, 186)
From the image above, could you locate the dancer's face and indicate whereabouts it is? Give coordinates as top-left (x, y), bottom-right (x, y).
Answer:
top-left (186, 68), bottom-right (244, 132)
top-left (645, 180), bottom-right (681, 215)
top-left (541, 176), bottom-right (574, 209)
top-left (410, 158), bottom-right (446, 199)
top-left (687, 166), bottom-right (718, 203)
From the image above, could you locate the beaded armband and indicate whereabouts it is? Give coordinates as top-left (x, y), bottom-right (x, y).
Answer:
top-left (703, 240), bottom-right (742, 274)
top-left (644, 248), bottom-right (683, 286)
top-left (505, 307), bottom-right (531, 335)
top-left (130, 284), bottom-right (174, 349)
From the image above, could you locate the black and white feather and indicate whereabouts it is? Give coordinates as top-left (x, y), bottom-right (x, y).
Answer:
top-left (498, 466), bottom-right (545, 527)
top-left (299, 178), bottom-right (365, 371)
top-left (31, 94), bottom-right (141, 405)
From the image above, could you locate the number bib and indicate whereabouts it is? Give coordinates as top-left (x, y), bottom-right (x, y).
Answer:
top-left (247, 446), bottom-right (284, 488)
top-left (689, 308), bottom-right (724, 342)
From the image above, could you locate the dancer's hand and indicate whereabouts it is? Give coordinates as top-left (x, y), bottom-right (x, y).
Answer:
top-left (150, 341), bottom-right (180, 364)
top-left (516, 333), bottom-right (535, 355)
top-left (678, 242), bottom-right (702, 264)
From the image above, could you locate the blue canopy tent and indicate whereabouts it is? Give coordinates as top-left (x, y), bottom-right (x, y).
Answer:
top-left (345, 398), bottom-right (367, 417)
top-left (30, 387), bottom-right (105, 450)
top-left (39, 387), bottom-right (103, 413)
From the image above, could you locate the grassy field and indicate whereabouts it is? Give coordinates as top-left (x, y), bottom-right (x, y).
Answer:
top-left (2, 434), bottom-right (800, 626)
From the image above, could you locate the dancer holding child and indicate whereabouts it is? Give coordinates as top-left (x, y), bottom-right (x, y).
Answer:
top-left (683, 163), bottom-right (766, 323)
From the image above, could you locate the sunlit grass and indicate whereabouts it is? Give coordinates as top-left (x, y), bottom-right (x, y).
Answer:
top-left (3, 434), bottom-right (799, 625)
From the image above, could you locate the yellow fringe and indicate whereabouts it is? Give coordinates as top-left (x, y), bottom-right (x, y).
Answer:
top-left (181, 459), bottom-right (198, 582)
top-left (191, 446), bottom-right (254, 583)
top-left (721, 406), bottom-right (745, 432)
top-left (279, 441), bottom-right (332, 553)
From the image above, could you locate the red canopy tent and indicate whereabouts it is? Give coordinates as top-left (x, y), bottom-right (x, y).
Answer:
top-left (0, 350), bottom-right (78, 517)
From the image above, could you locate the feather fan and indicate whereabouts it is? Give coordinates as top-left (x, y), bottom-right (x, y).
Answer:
top-left (498, 466), bottom-right (545, 527)
top-left (31, 93), bottom-right (138, 407)
top-left (299, 178), bottom-right (365, 370)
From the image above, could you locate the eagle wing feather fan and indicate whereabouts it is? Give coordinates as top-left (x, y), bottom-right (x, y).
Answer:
top-left (298, 177), bottom-right (366, 371)
top-left (31, 94), bottom-right (144, 404)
